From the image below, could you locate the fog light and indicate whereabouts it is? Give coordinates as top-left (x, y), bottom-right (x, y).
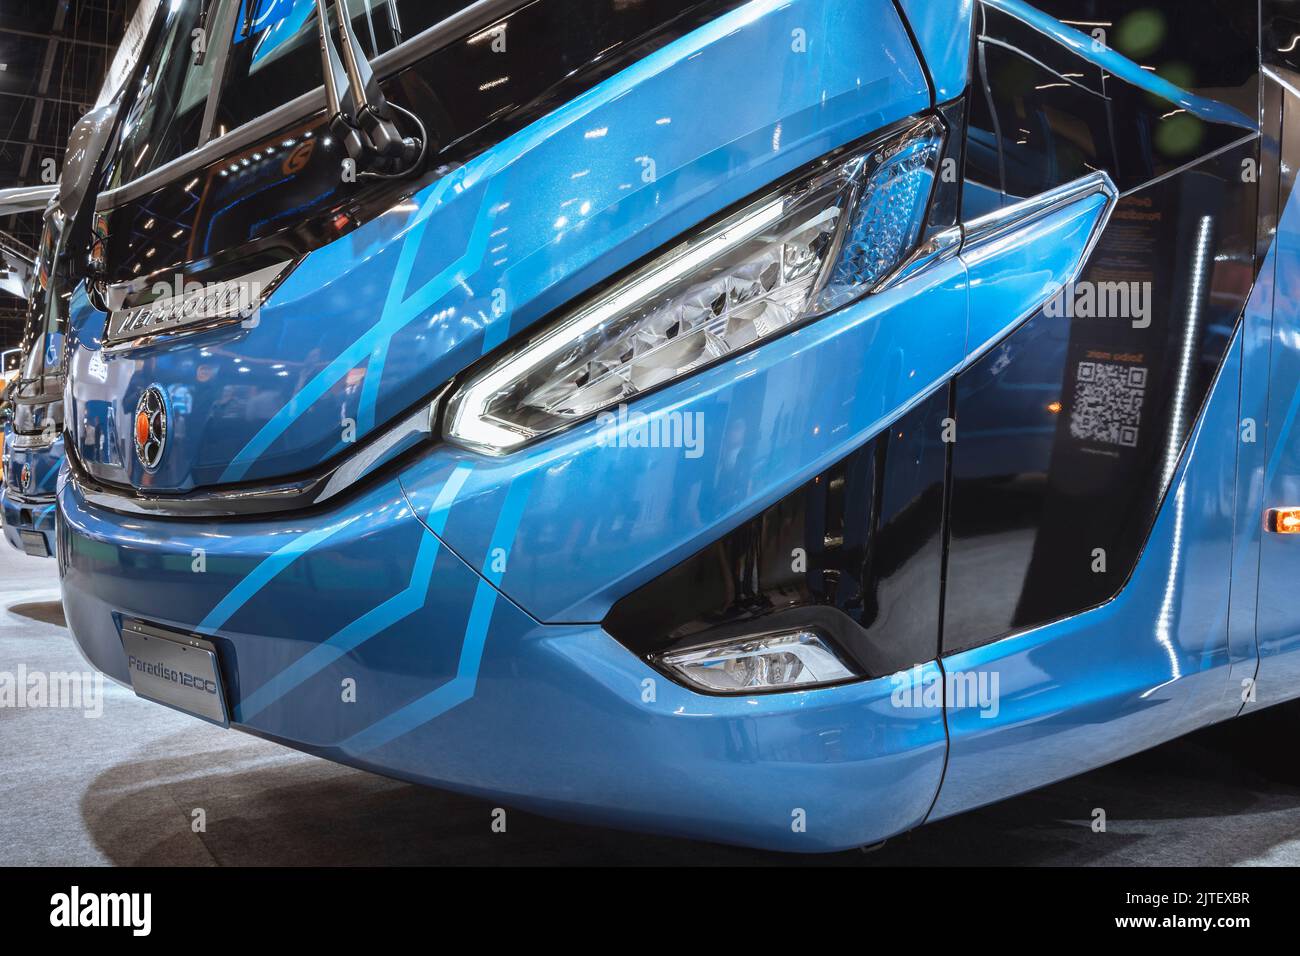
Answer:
top-left (658, 629), bottom-right (855, 693)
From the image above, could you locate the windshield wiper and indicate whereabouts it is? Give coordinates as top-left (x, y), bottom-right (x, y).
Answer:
top-left (314, 0), bottom-right (425, 179)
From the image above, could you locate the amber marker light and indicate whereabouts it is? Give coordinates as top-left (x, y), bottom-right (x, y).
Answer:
top-left (1266, 508), bottom-right (1300, 534)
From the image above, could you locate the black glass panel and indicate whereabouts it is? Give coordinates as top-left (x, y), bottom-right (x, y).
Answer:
top-left (943, 139), bottom-right (1257, 653)
top-left (107, 0), bottom-right (237, 189)
top-left (99, 0), bottom-right (745, 285)
top-left (965, 0), bottom-right (1259, 215)
top-left (978, 39), bottom-right (1113, 199)
top-left (1031, 0), bottom-right (1259, 109)
top-left (211, 0), bottom-right (412, 137)
top-left (605, 388), bottom-right (950, 677)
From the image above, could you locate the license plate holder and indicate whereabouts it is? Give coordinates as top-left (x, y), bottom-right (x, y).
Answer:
top-left (121, 619), bottom-right (229, 727)
top-left (19, 530), bottom-right (49, 557)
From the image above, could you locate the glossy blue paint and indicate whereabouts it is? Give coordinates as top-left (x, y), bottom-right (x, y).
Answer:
top-left (1254, 157), bottom-right (1300, 707)
top-left (59, 470), bottom-right (946, 851)
top-left (66, 0), bottom-right (929, 492)
top-left (402, 186), bottom-right (1109, 625)
top-left (404, 256), bottom-right (969, 623)
top-left (1229, 212), bottom-right (1278, 706)
top-left (930, 325), bottom-right (1247, 821)
top-left (897, 0), bottom-right (974, 102)
top-left (961, 190), bottom-right (1110, 360)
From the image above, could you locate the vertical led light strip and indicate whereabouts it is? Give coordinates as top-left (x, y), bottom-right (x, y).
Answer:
top-left (1162, 215), bottom-right (1215, 491)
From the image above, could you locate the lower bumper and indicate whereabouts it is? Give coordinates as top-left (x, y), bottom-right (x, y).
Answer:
top-left (2, 487), bottom-right (56, 557)
top-left (58, 474), bottom-right (945, 851)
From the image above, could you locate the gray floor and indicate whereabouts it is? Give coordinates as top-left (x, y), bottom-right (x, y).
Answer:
top-left (4, 545), bottom-right (1300, 866)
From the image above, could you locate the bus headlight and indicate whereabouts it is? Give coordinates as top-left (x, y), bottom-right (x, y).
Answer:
top-left (444, 116), bottom-right (944, 454)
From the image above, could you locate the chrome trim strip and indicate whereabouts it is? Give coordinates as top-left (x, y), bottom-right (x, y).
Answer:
top-left (1264, 65), bottom-right (1300, 101)
top-left (96, 0), bottom-right (529, 211)
top-left (0, 230), bottom-right (37, 262)
top-left (68, 386), bottom-right (446, 518)
top-left (5, 432), bottom-right (59, 451)
top-left (955, 170), bottom-right (1119, 372)
top-left (961, 170), bottom-right (1118, 257)
top-left (1117, 131), bottom-right (1258, 199)
top-left (3, 490), bottom-right (56, 507)
top-left (104, 259), bottom-right (294, 346)
top-left (873, 225), bottom-right (962, 293)
top-left (0, 184), bottom-right (57, 217)
top-left (317, 400), bottom-right (435, 499)
top-left (197, 0), bottom-right (243, 149)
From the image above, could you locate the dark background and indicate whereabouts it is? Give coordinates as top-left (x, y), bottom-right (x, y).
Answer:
top-left (0, 0), bottom-right (128, 348)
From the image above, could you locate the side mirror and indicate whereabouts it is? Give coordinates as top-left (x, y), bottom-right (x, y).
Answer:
top-left (58, 102), bottom-right (120, 222)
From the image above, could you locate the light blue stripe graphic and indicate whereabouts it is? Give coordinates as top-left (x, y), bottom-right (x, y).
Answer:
top-left (219, 175), bottom-right (498, 482)
top-left (345, 471), bottom-right (535, 752)
top-left (217, 0), bottom-right (816, 483)
top-left (232, 464), bottom-right (472, 721)
top-left (423, 463), bottom-right (473, 535)
top-left (196, 513), bottom-right (362, 634)
top-left (236, 530), bottom-right (442, 721)
top-left (358, 340), bottom-right (389, 434)
top-left (342, 575), bottom-right (499, 752)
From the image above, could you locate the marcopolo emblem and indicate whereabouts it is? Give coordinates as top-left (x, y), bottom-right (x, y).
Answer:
top-left (134, 386), bottom-right (168, 471)
top-left (105, 260), bottom-right (292, 344)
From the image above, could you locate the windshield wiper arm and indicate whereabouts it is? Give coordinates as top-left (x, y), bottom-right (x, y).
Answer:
top-left (314, 0), bottom-right (425, 178)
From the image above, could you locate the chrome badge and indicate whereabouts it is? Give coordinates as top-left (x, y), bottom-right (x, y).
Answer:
top-left (134, 386), bottom-right (168, 471)
top-left (19, 463), bottom-right (31, 492)
top-left (106, 260), bottom-right (292, 344)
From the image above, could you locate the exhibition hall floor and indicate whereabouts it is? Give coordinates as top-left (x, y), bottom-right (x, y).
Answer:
top-left (3, 544), bottom-right (1299, 866)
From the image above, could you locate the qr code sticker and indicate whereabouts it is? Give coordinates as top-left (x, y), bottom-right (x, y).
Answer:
top-left (1069, 361), bottom-right (1147, 447)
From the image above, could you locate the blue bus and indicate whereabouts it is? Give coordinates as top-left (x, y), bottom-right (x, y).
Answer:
top-left (47, 0), bottom-right (1300, 851)
top-left (1, 190), bottom-right (65, 558)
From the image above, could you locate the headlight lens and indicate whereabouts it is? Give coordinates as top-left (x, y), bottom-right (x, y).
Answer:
top-left (445, 116), bottom-right (944, 454)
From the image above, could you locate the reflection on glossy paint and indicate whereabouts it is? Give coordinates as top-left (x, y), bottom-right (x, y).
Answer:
top-left (1149, 481), bottom-right (1187, 689)
top-left (1163, 215), bottom-right (1215, 490)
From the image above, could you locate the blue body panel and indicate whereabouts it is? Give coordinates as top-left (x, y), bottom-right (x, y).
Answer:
top-left (404, 187), bottom-right (1108, 624)
top-left (897, 0), bottom-right (975, 102)
top-left (2, 434), bottom-right (63, 557)
top-left (1254, 161), bottom-right (1300, 706)
top-left (405, 258), bottom-right (969, 623)
top-left (67, 0), bottom-right (929, 492)
top-left (60, 472), bottom-right (946, 851)
top-left (1230, 217), bottom-right (1278, 702)
top-left (961, 193), bottom-right (1109, 359)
